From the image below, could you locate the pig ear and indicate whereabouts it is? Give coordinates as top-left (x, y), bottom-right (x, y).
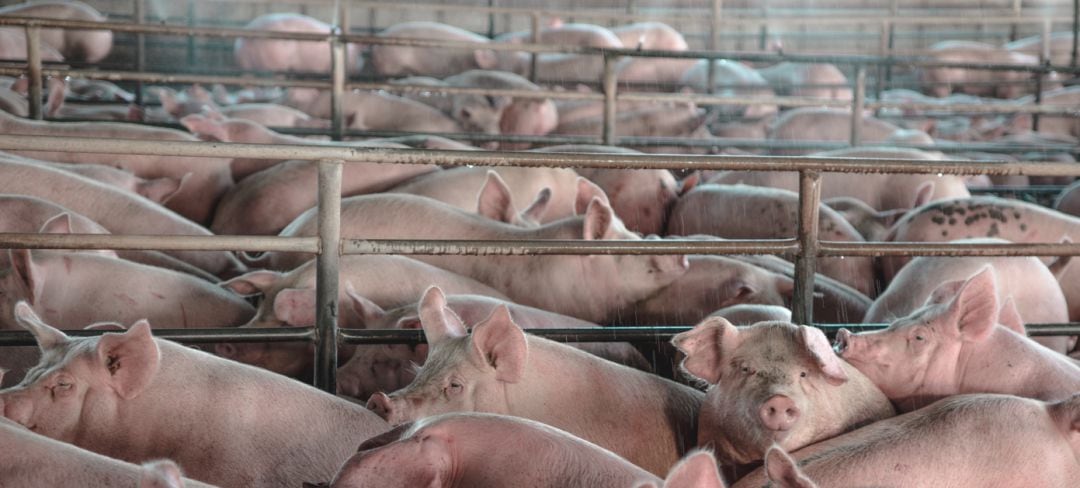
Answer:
top-left (273, 288), bottom-right (317, 327)
top-left (798, 325), bottom-right (848, 386)
top-left (473, 49), bottom-right (498, 70)
top-left (39, 212), bottom-right (72, 234)
top-left (947, 267), bottom-right (999, 342)
top-left (926, 278), bottom-right (967, 306)
top-left (671, 317), bottom-right (740, 384)
top-left (574, 177), bottom-right (610, 215)
top-left (679, 172), bottom-right (701, 195)
top-left (10, 249), bottom-right (44, 305)
top-left (476, 171), bottom-right (516, 224)
top-left (469, 305), bottom-right (528, 383)
top-left (14, 301), bottom-right (68, 350)
top-left (344, 282), bottom-right (386, 328)
top-left (765, 445), bottom-right (816, 488)
top-left (45, 76), bottom-right (65, 118)
top-left (996, 296), bottom-right (1026, 335)
top-left (418, 286), bottom-right (467, 344)
top-left (910, 181), bottom-right (935, 209)
top-left (156, 87), bottom-right (179, 116)
top-left (394, 315), bottom-right (430, 361)
top-left (661, 450), bottom-right (724, 488)
top-left (518, 187), bottom-right (552, 226)
top-left (179, 114), bottom-right (229, 142)
top-left (219, 270), bottom-right (282, 297)
top-left (96, 320), bottom-right (161, 400)
top-left (582, 198), bottom-right (616, 241)
top-left (136, 175), bottom-right (187, 205)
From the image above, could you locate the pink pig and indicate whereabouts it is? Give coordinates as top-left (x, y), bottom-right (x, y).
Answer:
top-left (837, 267), bottom-right (1080, 412)
top-left (329, 413), bottom-right (660, 488)
top-left (672, 317), bottom-right (895, 466)
top-left (0, 304), bottom-right (389, 487)
top-left (366, 291), bottom-right (704, 476)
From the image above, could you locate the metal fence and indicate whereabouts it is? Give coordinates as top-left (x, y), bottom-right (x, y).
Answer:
top-left (1, 10), bottom-right (1080, 393)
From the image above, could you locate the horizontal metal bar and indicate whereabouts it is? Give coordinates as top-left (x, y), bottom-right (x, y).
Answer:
top-left (1, 135), bottom-right (1076, 176)
top-left (820, 241), bottom-right (1080, 258)
top-left (0, 321), bottom-right (1072, 347)
top-left (0, 67), bottom-right (332, 89)
top-left (348, 81), bottom-right (603, 101)
top-left (1, 16), bottom-right (1078, 72)
top-left (0, 234), bottom-right (319, 253)
top-left (970, 185), bottom-right (1067, 196)
top-left (0, 327), bottom-right (315, 346)
top-left (344, 239), bottom-right (800, 256)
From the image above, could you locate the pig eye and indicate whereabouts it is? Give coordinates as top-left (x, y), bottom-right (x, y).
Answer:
top-left (485, 95), bottom-right (498, 107)
top-left (799, 371), bottom-right (807, 378)
top-left (445, 380), bottom-right (463, 397)
top-left (741, 366), bottom-right (751, 374)
top-left (914, 335), bottom-right (925, 341)
top-left (460, 108), bottom-right (472, 120)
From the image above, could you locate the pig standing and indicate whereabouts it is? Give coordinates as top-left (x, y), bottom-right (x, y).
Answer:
top-left (234, 13), bottom-right (362, 74)
top-left (1005, 32), bottom-right (1076, 66)
top-left (680, 59), bottom-right (778, 121)
top-left (217, 255), bottom-right (509, 381)
top-left (0, 1), bottom-right (111, 62)
top-left (371, 21), bottom-right (525, 78)
top-left (329, 413), bottom-right (661, 488)
top-left (366, 291), bottom-right (704, 476)
top-left (0, 418), bottom-right (215, 488)
top-left (335, 288), bottom-right (650, 399)
top-left (757, 62), bottom-right (852, 102)
top-left (673, 317), bottom-right (895, 466)
top-left (263, 191), bottom-right (690, 324)
top-left (765, 108), bottom-right (918, 155)
top-left (0, 304), bottom-right (390, 487)
top-left (837, 267), bottom-right (1080, 412)
top-left (919, 40), bottom-right (1059, 99)
top-left (731, 393), bottom-right (1080, 487)
top-left (667, 184), bottom-right (876, 297)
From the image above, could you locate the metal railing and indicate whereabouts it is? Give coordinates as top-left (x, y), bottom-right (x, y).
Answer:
top-left (2, 134), bottom-right (1080, 391)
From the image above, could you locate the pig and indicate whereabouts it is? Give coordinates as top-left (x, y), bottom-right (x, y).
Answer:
top-left (156, 87), bottom-right (330, 128)
top-left (0, 304), bottom-right (390, 487)
top-left (285, 89), bottom-right (464, 134)
top-left (730, 253), bottom-right (872, 324)
top-left (680, 59), bottom-right (778, 121)
top-left (263, 190), bottom-right (690, 324)
top-left (387, 166), bottom-right (580, 225)
top-left (178, 114), bottom-right (415, 181)
top-left (672, 317), bottom-right (895, 466)
top-left (234, 13), bottom-right (362, 74)
top-left (0, 109), bottom-right (233, 225)
top-left (1054, 179), bottom-right (1080, 218)
top-left (1005, 32), bottom-right (1076, 66)
top-left (0, 249), bottom-right (254, 386)
top-left (611, 22), bottom-right (688, 51)
top-left (757, 63), bottom-right (852, 102)
top-left (0, 157), bottom-right (245, 277)
top-left (864, 243), bottom-right (1074, 353)
top-left (836, 267), bottom-right (1080, 412)
top-left (329, 413), bottom-right (661, 488)
top-left (1019, 86), bottom-right (1080, 140)
top-left (371, 21), bottom-right (525, 78)
top-left (762, 445), bottom-right (817, 488)
top-left (882, 196), bottom-right (1080, 324)
top-left (0, 29), bottom-right (65, 62)
top-left (635, 450), bottom-right (726, 488)
top-left (0, 418), bottom-right (215, 488)
top-left (709, 147), bottom-right (969, 212)
top-left (399, 70), bottom-right (555, 138)
top-left (1, 151), bottom-right (187, 205)
top-left (65, 78), bottom-right (135, 103)
top-left (366, 291), bottom-right (704, 477)
top-left (0, 84), bottom-right (27, 117)
top-left (493, 23), bottom-right (622, 48)
top-left (765, 108), bottom-right (916, 155)
top-left (613, 57), bottom-right (700, 89)
top-left (216, 255), bottom-right (509, 381)
top-left (710, 304), bottom-right (793, 325)
top-left (919, 40), bottom-right (1060, 99)
top-left (0, 1), bottom-right (111, 62)
top-left (335, 288), bottom-right (650, 399)
top-left (731, 393), bottom-right (1080, 488)
top-left (667, 184), bottom-right (876, 297)
top-left (211, 157), bottom-right (438, 235)
top-left (611, 255), bottom-right (795, 326)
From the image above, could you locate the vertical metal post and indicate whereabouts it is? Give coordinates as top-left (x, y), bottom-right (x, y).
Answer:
top-left (529, 12), bottom-right (540, 83)
top-left (876, 21), bottom-right (889, 100)
top-left (707, 0), bottom-right (722, 93)
top-left (314, 159), bottom-right (343, 393)
top-left (134, 0), bottom-right (145, 106)
top-left (1033, 65), bottom-right (1044, 131)
top-left (884, 18), bottom-right (895, 89)
top-left (1041, 19), bottom-right (1052, 63)
top-left (25, 25), bottom-right (43, 120)
top-left (1009, 0), bottom-right (1021, 41)
top-left (1073, 0), bottom-right (1079, 67)
top-left (849, 66), bottom-right (866, 147)
top-left (602, 53), bottom-right (617, 146)
top-left (330, 28), bottom-right (347, 142)
top-left (186, 0), bottom-right (196, 69)
top-left (487, 0), bottom-right (496, 39)
top-left (792, 170), bottom-right (822, 325)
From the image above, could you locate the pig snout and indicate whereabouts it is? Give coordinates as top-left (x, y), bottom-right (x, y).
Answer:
top-left (834, 328), bottom-right (873, 362)
top-left (759, 394), bottom-right (800, 434)
top-left (366, 392), bottom-right (400, 422)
